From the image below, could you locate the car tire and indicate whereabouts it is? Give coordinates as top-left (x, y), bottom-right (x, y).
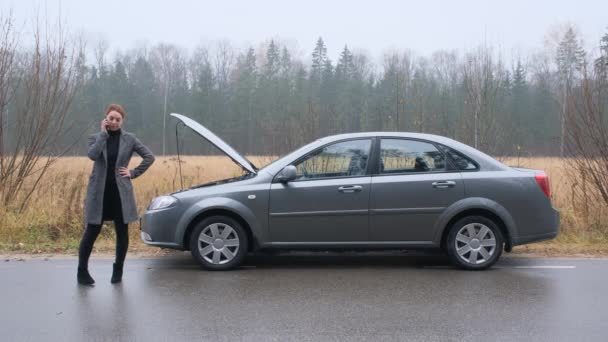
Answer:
top-left (189, 215), bottom-right (248, 271)
top-left (446, 215), bottom-right (503, 270)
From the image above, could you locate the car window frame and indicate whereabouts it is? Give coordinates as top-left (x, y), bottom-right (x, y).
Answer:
top-left (272, 137), bottom-right (376, 183)
top-left (372, 137), bottom-right (456, 176)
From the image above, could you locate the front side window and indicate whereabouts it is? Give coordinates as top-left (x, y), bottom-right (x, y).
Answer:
top-left (294, 139), bottom-right (372, 180)
top-left (379, 139), bottom-right (446, 174)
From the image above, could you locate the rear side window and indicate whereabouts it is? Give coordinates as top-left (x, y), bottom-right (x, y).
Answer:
top-left (379, 139), bottom-right (446, 174)
top-left (438, 145), bottom-right (478, 170)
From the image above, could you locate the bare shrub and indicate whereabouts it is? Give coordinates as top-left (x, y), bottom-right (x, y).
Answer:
top-left (565, 63), bottom-right (608, 224)
top-left (0, 12), bottom-right (85, 212)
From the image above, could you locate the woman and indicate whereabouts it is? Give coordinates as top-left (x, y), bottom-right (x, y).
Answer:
top-left (78, 104), bottom-right (155, 285)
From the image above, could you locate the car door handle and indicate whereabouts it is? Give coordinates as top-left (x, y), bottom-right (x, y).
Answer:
top-left (338, 185), bottom-right (363, 193)
top-left (432, 181), bottom-right (456, 189)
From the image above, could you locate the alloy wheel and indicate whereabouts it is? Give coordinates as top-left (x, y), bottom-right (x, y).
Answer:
top-left (197, 223), bottom-right (240, 265)
top-left (454, 223), bottom-right (497, 265)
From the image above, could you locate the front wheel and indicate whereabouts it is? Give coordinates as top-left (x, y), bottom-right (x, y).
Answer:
top-left (189, 216), bottom-right (248, 270)
top-left (446, 216), bottom-right (503, 270)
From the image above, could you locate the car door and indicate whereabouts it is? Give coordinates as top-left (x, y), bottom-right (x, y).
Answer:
top-left (370, 138), bottom-right (464, 242)
top-left (269, 139), bottom-right (373, 242)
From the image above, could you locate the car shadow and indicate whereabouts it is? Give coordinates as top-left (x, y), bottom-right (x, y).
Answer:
top-left (245, 251), bottom-right (453, 269)
top-left (145, 250), bottom-right (463, 270)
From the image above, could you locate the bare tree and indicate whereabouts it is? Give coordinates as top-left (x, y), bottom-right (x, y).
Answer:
top-left (565, 62), bottom-right (608, 217)
top-left (431, 50), bottom-right (460, 137)
top-left (150, 43), bottom-right (183, 155)
top-left (94, 38), bottom-right (109, 75)
top-left (0, 13), bottom-right (85, 211)
top-left (213, 40), bottom-right (235, 92)
top-left (0, 12), bottom-right (19, 195)
top-left (547, 25), bottom-right (586, 156)
top-left (462, 45), bottom-right (504, 153)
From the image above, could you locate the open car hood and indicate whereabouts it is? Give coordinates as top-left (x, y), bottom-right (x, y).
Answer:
top-left (170, 113), bottom-right (257, 174)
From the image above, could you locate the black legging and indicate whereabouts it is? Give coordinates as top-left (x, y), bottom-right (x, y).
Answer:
top-left (78, 220), bottom-right (129, 269)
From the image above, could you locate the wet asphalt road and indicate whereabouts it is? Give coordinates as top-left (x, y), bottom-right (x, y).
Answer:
top-left (1, 253), bottom-right (607, 342)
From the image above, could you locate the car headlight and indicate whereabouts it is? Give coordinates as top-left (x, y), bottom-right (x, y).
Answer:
top-left (148, 196), bottom-right (178, 210)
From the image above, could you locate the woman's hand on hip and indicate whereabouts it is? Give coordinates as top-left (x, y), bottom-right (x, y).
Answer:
top-left (119, 167), bottom-right (131, 178)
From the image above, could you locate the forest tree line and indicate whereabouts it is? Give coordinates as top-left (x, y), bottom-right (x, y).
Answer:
top-left (2, 14), bottom-right (608, 210)
top-left (2, 17), bottom-right (608, 159)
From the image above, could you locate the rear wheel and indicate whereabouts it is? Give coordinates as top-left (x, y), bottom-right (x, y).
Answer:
top-left (189, 216), bottom-right (248, 270)
top-left (446, 216), bottom-right (503, 270)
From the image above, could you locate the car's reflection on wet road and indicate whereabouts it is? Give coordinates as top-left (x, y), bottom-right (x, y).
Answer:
top-left (1, 254), bottom-right (605, 341)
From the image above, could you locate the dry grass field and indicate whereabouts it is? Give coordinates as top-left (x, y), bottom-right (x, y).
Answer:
top-left (496, 157), bottom-right (608, 255)
top-left (1, 155), bottom-right (607, 256)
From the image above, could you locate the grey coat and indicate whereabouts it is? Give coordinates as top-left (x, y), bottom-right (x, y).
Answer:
top-left (84, 129), bottom-right (155, 225)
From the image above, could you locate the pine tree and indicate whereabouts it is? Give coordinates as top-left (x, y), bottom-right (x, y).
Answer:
top-left (279, 47), bottom-right (291, 77)
top-left (263, 40), bottom-right (280, 80)
top-left (555, 27), bottom-right (586, 156)
top-left (311, 37), bottom-right (327, 83)
top-left (308, 37), bottom-right (328, 137)
top-left (595, 29), bottom-right (608, 73)
top-left (335, 45), bottom-right (355, 131)
top-left (512, 60), bottom-right (526, 90)
top-left (556, 28), bottom-right (586, 88)
top-left (111, 60), bottom-right (130, 106)
top-left (336, 45), bottom-right (353, 81)
top-left (511, 59), bottom-right (530, 148)
top-left (278, 47), bottom-right (293, 139)
top-left (320, 59), bottom-right (335, 134)
top-left (130, 56), bottom-right (157, 136)
top-left (235, 48), bottom-right (257, 152)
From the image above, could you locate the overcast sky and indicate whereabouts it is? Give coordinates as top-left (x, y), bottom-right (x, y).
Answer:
top-left (2, 0), bottom-right (607, 62)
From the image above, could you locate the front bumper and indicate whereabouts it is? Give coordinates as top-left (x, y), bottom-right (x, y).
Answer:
top-left (139, 208), bottom-right (183, 250)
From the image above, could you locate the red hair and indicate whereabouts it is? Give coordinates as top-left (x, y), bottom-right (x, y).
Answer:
top-left (105, 104), bottom-right (126, 118)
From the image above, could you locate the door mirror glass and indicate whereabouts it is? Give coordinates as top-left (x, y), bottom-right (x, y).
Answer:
top-left (276, 165), bottom-right (297, 183)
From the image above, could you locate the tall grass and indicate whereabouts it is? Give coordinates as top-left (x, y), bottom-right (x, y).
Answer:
top-left (1, 155), bottom-right (607, 254)
top-left (498, 157), bottom-right (608, 253)
top-left (0, 155), bottom-right (274, 253)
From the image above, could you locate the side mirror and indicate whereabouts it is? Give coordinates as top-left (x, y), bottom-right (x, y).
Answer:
top-left (276, 165), bottom-right (297, 183)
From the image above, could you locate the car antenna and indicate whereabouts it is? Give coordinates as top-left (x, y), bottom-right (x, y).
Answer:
top-left (175, 121), bottom-right (184, 190)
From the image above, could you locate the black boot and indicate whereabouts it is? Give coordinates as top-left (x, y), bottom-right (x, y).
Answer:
top-left (111, 263), bottom-right (123, 284)
top-left (77, 267), bottom-right (95, 285)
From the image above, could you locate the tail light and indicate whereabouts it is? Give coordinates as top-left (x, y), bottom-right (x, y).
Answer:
top-left (534, 173), bottom-right (551, 198)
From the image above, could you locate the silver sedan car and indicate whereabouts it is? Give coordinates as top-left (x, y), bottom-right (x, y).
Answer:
top-left (141, 113), bottom-right (559, 270)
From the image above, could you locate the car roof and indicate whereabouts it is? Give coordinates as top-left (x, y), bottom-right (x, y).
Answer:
top-left (318, 131), bottom-right (455, 143)
top-left (260, 131), bottom-right (509, 175)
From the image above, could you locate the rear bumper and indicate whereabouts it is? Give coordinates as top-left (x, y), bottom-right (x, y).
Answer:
top-left (512, 207), bottom-right (560, 246)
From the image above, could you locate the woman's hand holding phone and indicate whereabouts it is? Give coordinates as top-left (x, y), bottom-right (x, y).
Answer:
top-left (101, 118), bottom-right (108, 133)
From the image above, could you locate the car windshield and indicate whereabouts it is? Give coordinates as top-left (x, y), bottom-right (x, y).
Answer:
top-left (257, 138), bottom-right (324, 172)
